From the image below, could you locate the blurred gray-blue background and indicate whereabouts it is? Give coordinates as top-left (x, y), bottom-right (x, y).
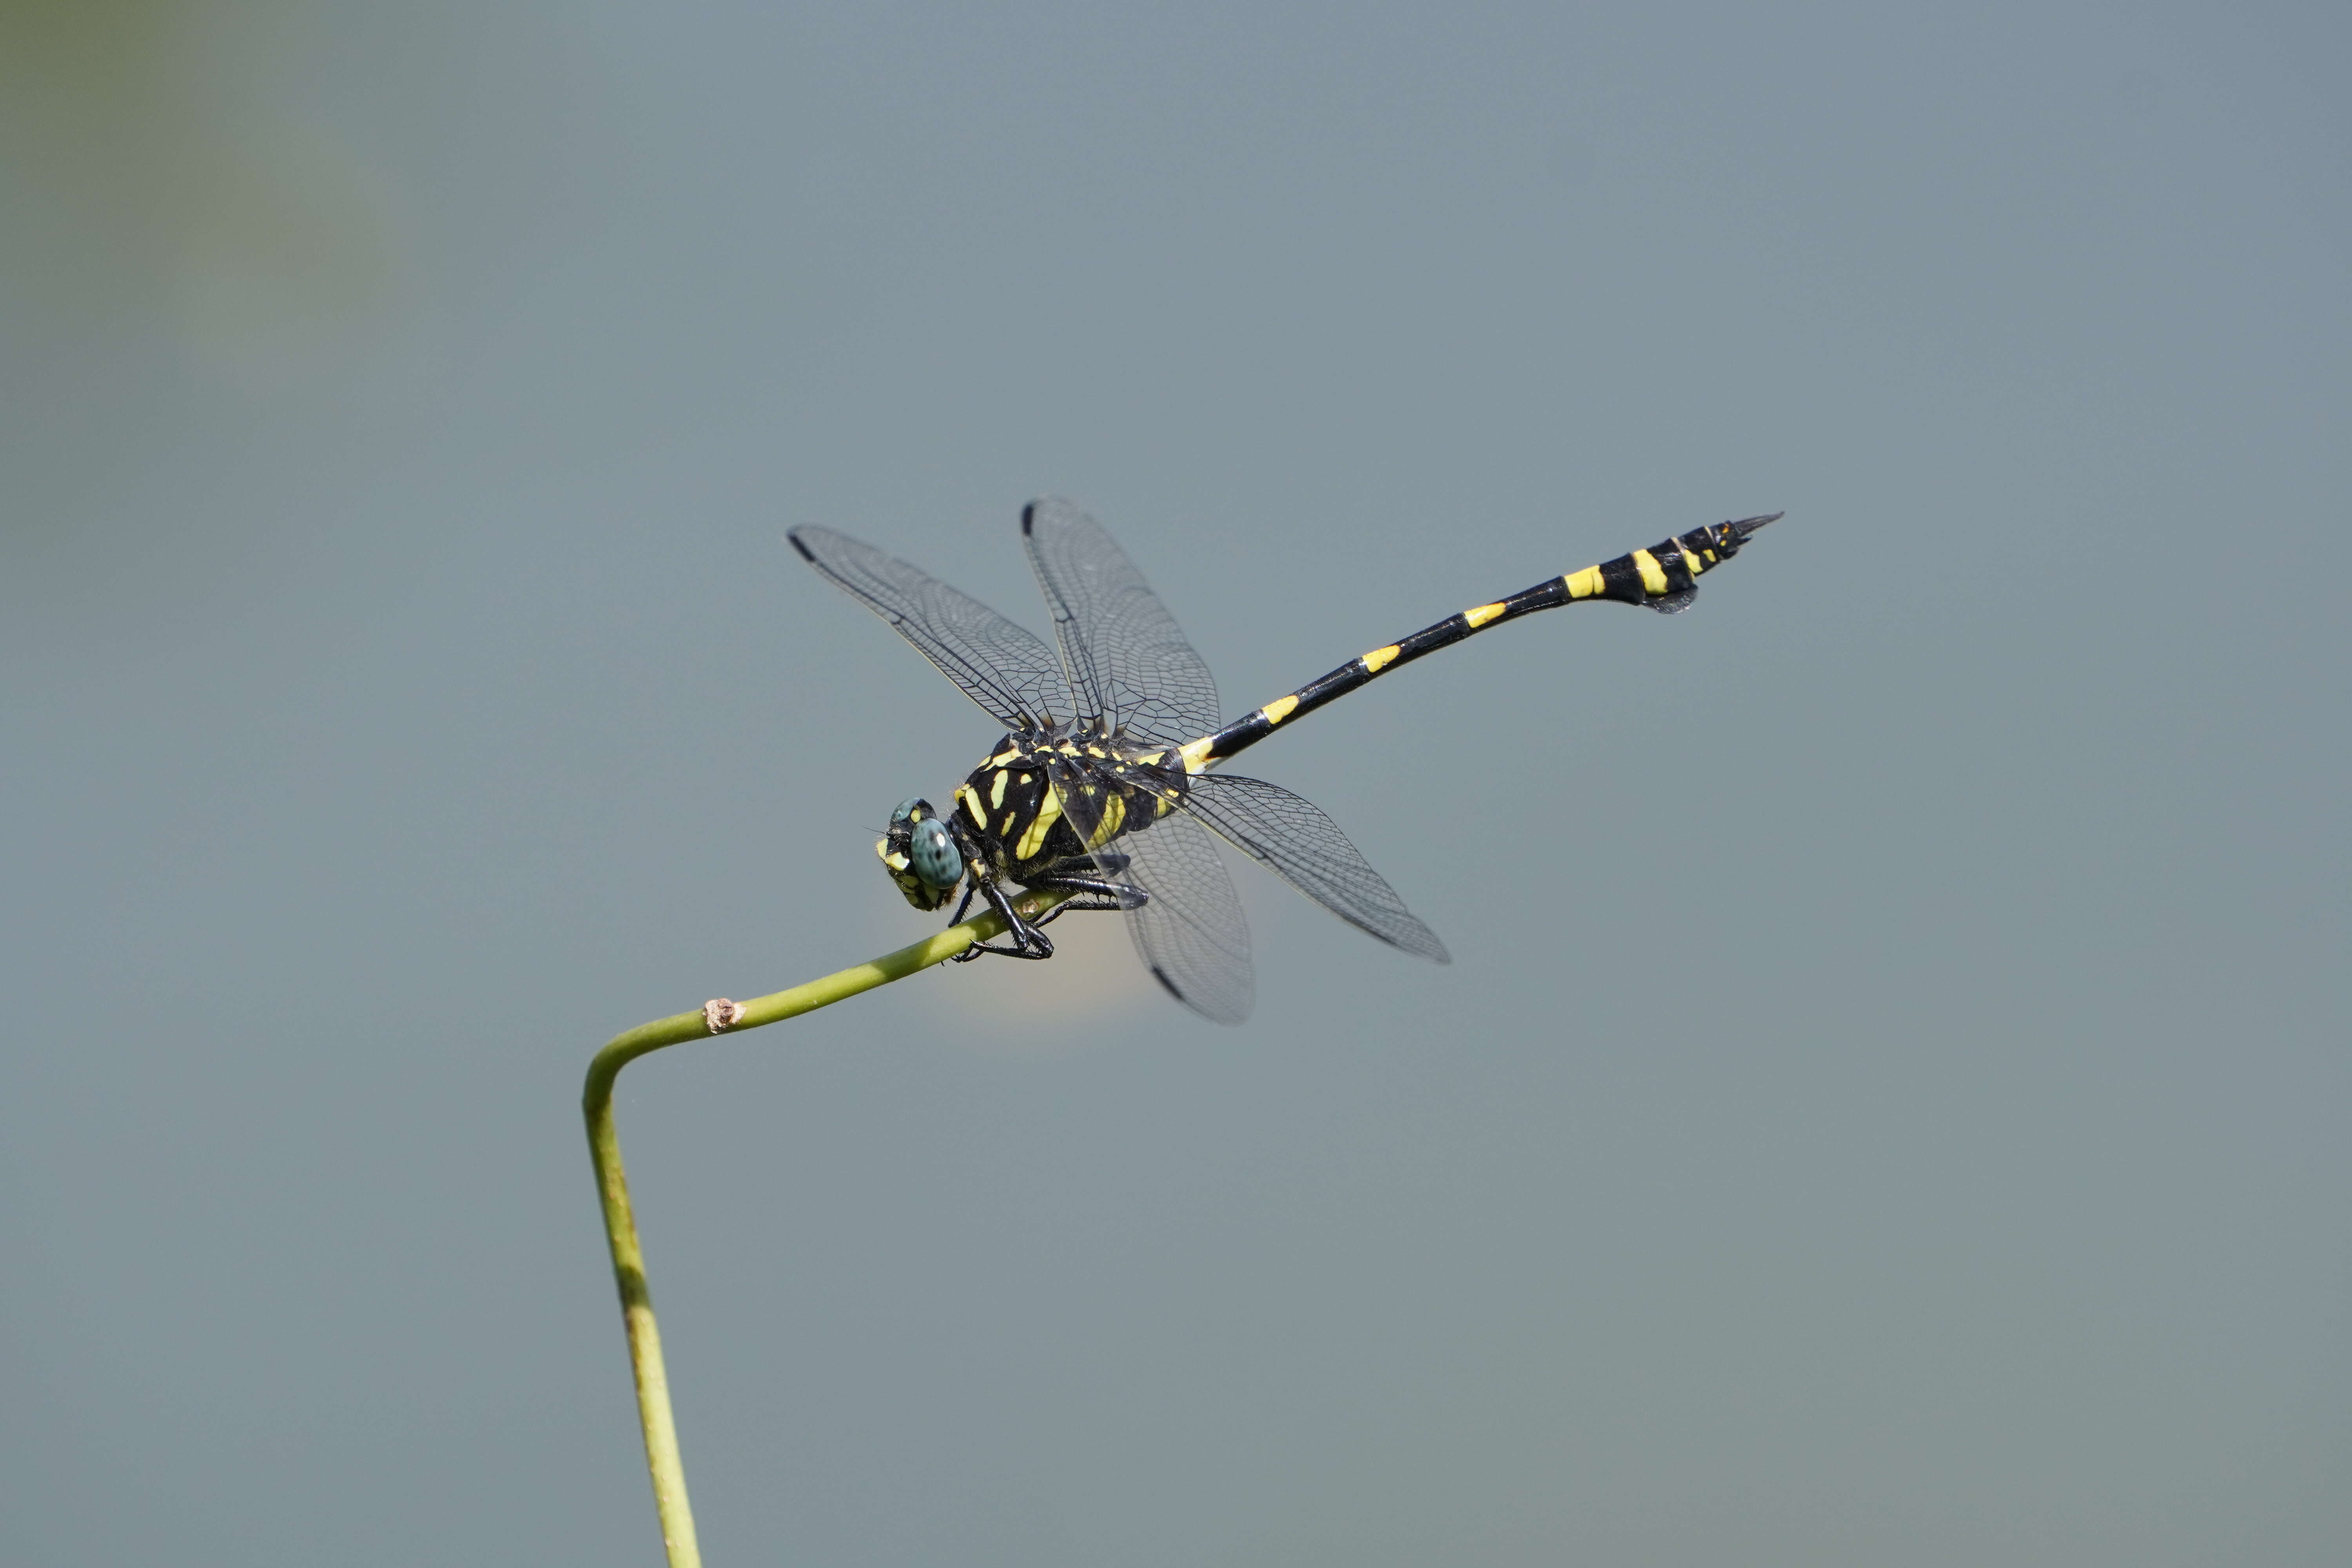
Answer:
top-left (4, 3), bottom-right (2345, 1563)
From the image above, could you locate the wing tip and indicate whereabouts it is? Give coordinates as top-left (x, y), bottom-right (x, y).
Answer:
top-left (786, 527), bottom-right (819, 562)
top-left (1021, 494), bottom-right (1094, 539)
top-left (1361, 916), bottom-right (1450, 964)
top-left (1151, 963), bottom-right (1252, 1026)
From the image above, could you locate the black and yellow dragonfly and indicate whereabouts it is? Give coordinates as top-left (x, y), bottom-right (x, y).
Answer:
top-left (791, 499), bottom-right (1777, 1024)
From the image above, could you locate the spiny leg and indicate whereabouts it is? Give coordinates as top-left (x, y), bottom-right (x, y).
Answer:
top-left (1018, 850), bottom-right (1150, 930)
top-left (951, 877), bottom-right (1058, 962)
top-left (948, 865), bottom-right (1150, 960)
top-left (1026, 874), bottom-right (1149, 929)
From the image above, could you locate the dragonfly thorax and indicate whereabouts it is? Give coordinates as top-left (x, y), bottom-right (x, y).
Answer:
top-left (948, 725), bottom-right (1189, 883)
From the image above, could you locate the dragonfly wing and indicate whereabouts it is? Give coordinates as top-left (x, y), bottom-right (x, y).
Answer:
top-left (1039, 754), bottom-right (1253, 1025)
top-left (1020, 497), bottom-right (1222, 747)
top-left (1177, 771), bottom-right (1450, 964)
top-left (1114, 806), bottom-right (1255, 1026)
top-left (790, 524), bottom-right (1071, 730)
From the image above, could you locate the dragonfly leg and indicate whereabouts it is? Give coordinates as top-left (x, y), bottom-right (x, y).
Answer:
top-left (944, 881), bottom-right (991, 962)
top-left (953, 876), bottom-right (1058, 962)
top-left (1025, 874), bottom-right (1149, 928)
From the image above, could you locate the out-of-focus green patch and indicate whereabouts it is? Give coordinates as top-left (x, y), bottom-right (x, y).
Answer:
top-left (0, 0), bottom-right (397, 368)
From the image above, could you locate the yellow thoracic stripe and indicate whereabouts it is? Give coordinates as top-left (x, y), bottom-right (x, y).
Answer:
top-left (1362, 643), bottom-right (1400, 673)
top-left (1260, 693), bottom-right (1299, 726)
top-left (1085, 791), bottom-right (1127, 848)
top-left (989, 770), bottom-right (1009, 808)
top-left (1016, 782), bottom-right (1064, 859)
top-left (1632, 549), bottom-right (1668, 596)
top-left (1564, 564), bottom-right (1606, 599)
top-left (1464, 601), bottom-right (1506, 628)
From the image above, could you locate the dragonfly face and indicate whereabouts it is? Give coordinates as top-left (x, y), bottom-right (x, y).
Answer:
top-left (877, 797), bottom-right (964, 910)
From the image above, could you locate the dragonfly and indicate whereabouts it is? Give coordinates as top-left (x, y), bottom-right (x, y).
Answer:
top-left (791, 499), bottom-right (1777, 1024)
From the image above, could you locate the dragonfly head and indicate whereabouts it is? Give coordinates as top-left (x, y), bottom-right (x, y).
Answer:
top-left (877, 797), bottom-right (964, 910)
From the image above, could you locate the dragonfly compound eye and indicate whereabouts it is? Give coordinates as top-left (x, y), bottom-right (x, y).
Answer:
top-left (909, 817), bottom-right (963, 891)
top-left (877, 797), bottom-right (963, 910)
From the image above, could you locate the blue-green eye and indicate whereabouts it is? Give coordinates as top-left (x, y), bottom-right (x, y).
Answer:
top-left (878, 797), bottom-right (963, 910)
top-left (908, 817), bottom-right (962, 890)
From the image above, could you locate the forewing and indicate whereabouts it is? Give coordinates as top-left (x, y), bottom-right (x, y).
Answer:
top-left (1177, 772), bottom-right (1451, 963)
top-left (1021, 497), bottom-right (1222, 746)
top-left (1039, 755), bottom-right (1253, 1025)
top-left (790, 524), bottom-right (1070, 729)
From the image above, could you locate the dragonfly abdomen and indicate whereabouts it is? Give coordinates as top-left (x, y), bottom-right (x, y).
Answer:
top-left (1178, 514), bottom-right (1779, 771)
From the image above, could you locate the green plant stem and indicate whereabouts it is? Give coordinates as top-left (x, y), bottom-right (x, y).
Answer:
top-left (581, 889), bottom-right (1073, 1567)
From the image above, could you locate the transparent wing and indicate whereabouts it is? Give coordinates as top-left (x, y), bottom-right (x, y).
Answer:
top-left (1116, 809), bottom-right (1255, 1026)
top-left (1176, 772), bottom-right (1451, 963)
top-left (1040, 755), bottom-right (1253, 1026)
top-left (1021, 497), bottom-right (1222, 746)
top-left (790, 524), bottom-right (1070, 730)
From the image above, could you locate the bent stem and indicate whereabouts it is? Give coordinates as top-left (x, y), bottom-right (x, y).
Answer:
top-left (581, 889), bottom-right (1073, 1568)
